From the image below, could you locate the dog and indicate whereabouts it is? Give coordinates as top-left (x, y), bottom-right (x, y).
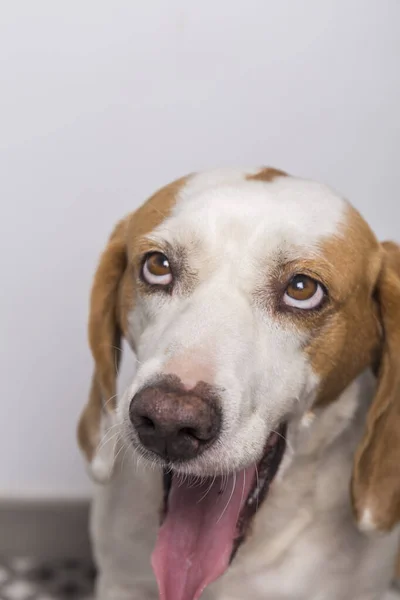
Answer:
top-left (77, 168), bottom-right (400, 600)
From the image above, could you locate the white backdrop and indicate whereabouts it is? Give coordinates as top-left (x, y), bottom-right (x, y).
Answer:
top-left (0, 0), bottom-right (399, 498)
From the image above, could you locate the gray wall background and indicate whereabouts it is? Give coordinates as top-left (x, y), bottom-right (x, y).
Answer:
top-left (0, 0), bottom-right (399, 499)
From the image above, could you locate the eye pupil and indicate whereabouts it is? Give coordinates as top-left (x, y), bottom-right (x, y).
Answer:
top-left (142, 252), bottom-right (173, 285)
top-left (287, 275), bottom-right (318, 301)
top-left (147, 253), bottom-right (170, 275)
top-left (154, 255), bottom-right (168, 268)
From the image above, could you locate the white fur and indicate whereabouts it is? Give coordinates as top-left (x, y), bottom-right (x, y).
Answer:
top-left (90, 170), bottom-right (399, 600)
top-left (359, 508), bottom-right (378, 534)
top-left (90, 410), bottom-right (117, 484)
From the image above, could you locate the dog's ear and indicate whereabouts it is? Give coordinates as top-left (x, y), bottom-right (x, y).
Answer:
top-left (77, 217), bottom-right (129, 483)
top-left (352, 241), bottom-right (400, 531)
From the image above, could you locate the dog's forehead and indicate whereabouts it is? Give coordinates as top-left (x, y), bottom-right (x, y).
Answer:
top-left (154, 170), bottom-right (348, 255)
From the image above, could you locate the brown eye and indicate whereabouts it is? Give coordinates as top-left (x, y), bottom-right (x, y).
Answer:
top-left (142, 252), bottom-right (172, 285)
top-left (283, 275), bottom-right (324, 309)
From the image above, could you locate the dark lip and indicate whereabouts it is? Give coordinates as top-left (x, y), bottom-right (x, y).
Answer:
top-left (161, 469), bottom-right (173, 523)
top-left (160, 423), bottom-right (287, 560)
top-left (230, 422), bottom-right (287, 561)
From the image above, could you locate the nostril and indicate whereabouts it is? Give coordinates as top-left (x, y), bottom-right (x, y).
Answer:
top-left (179, 426), bottom-right (210, 443)
top-left (180, 426), bottom-right (199, 439)
top-left (139, 416), bottom-right (156, 431)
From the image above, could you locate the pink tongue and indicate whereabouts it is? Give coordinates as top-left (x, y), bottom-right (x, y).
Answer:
top-left (151, 467), bottom-right (255, 600)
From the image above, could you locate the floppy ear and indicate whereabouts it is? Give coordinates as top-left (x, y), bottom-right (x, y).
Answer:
top-left (77, 217), bottom-right (129, 483)
top-left (352, 241), bottom-right (400, 531)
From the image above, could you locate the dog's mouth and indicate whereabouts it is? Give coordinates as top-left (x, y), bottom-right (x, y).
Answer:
top-left (151, 423), bottom-right (287, 600)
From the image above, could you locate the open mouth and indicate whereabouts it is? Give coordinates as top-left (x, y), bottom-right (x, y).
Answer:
top-left (151, 423), bottom-right (287, 600)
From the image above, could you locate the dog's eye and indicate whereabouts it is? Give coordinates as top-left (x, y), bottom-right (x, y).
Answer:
top-left (283, 275), bottom-right (324, 309)
top-left (142, 252), bottom-right (172, 286)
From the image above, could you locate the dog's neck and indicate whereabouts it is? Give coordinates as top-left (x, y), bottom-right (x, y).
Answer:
top-left (290, 368), bottom-right (376, 461)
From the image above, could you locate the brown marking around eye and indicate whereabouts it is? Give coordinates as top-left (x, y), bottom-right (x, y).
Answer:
top-left (255, 204), bottom-right (383, 407)
top-left (255, 258), bottom-right (333, 327)
top-left (116, 176), bottom-right (191, 340)
top-left (305, 205), bottom-right (383, 406)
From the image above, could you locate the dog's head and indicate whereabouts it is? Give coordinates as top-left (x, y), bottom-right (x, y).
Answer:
top-left (78, 168), bottom-right (400, 599)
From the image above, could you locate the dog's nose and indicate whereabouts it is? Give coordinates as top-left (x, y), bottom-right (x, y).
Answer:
top-left (129, 382), bottom-right (221, 462)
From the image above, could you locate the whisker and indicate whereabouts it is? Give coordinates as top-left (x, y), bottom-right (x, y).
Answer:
top-left (120, 442), bottom-right (131, 472)
top-left (236, 470), bottom-right (247, 523)
top-left (270, 428), bottom-right (293, 454)
top-left (96, 430), bottom-right (120, 455)
top-left (114, 439), bottom-right (126, 464)
top-left (217, 473), bottom-right (236, 524)
top-left (255, 464), bottom-right (260, 513)
top-left (197, 474), bottom-right (216, 504)
top-left (110, 344), bottom-right (124, 354)
top-left (108, 344), bottom-right (146, 368)
top-left (96, 422), bottom-right (120, 447)
top-left (101, 421), bottom-right (120, 432)
top-left (221, 472), bottom-right (227, 492)
top-left (131, 439), bottom-right (163, 473)
top-left (134, 356), bottom-right (146, 366)
top-left (241, 470), bottom-right (246, 507)
top-left (103, 393), bottom-right (119, 409)
top-left (188, 475), bottom-right (203, 489)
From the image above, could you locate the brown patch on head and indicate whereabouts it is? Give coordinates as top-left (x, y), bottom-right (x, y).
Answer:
top-left (306, 205), bottom-right (382, 406)
top-left (77, 175), bottom-right (190, 468)
top-left (247, 167), bottom-right (287, 182)
top-left (128, 177), bottom-right (190, 257)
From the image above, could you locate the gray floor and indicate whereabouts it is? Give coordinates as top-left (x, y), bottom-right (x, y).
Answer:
top-left (0, 558), bottom-right (94, 600)
top-left (1, 556), bottom-right (399, 600)
top-left (0, 557), bottom-right (400, 600)
top-left (1, 501), bottom-right (399, 599)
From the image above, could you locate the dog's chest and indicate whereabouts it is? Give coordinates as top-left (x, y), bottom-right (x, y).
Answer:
top-left (207, 417), bottom-right (398, 600)
top-left (208, 460), bottom-right (329, 600)
top-left (209, 524), bottom-right (347, 600)
top-left (209, 418), bottom-right (355, 599)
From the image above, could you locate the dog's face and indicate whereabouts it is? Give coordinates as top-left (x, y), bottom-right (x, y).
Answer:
top-left (78, 168), bottom-right (400, 600)
top-left (119, 171), bottom-right (380, 477)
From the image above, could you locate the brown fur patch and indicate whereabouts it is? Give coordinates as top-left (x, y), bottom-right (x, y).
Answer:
top-left (118, 176), bottom-right (190, 334)
top-left (304, 205), bottom-right (383, 406)
top-left (247, 167), bottom-right (287, 182)
top-left (301, 207), bottom-right (400, 531)
top-left (77, 175), bottom-right (190, 462)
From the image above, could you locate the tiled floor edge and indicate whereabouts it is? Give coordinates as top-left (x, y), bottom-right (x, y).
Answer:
top-left (0, 499), bottom-right (92, 560)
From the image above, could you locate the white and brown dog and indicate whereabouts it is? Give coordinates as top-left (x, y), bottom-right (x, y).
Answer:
top-left (78, 168), bottom-right (400, 600)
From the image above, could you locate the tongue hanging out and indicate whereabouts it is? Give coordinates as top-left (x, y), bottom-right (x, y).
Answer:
top-left (151, 426), bottom-right (287, 600)
top-left (151, 467), bottom-right (255, 600)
